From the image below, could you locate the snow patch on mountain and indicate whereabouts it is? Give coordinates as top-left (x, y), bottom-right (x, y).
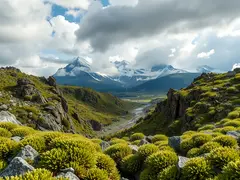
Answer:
top-left (232, 63), bottom-right (240, 71)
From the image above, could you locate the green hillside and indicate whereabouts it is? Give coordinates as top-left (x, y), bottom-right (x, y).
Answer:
top-left (116, 70), bottom-right (240, 136)
top-left (0, 67), bottom-right (137, 136)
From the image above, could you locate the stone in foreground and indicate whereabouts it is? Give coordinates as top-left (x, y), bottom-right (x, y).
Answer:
top-left (16, 145), bottom-right (39, 162)
top-left (0, 157), bottom-right (34, 177)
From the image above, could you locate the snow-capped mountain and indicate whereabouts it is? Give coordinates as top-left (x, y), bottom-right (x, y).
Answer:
top-left (111, 61), bottom-right (188, 86)
top-left (54, 57), bottom-right (123, 91)
top-left (196, 65), bottom-right (223, 73)
top-left (54, 58), bottom-right (190, 91)
top-left (232, 63), bottom-right (240, 71)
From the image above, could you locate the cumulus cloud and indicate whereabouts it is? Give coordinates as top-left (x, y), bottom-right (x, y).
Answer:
top-left (109, 0), bottom-right (138, 6)
top-left (46, 0), bottom-right (91, 10)
top-left (76, 0), bottom-right (240, 52)
top-left (197, 49), bottom-right (215, 59)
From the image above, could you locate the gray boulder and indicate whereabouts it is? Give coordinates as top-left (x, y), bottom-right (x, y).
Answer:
top-left (0, 157), bottom-right (34, 177)
top-left (11, 136), bottom-right (22, 142)
top-left (139, 139), bottom-right (149, 146)
top-left (145, 136), bottom-right (153, 143)
top-left (129, 145), bottom-right (139, 154)
top-left (57, 168), bottom-right (79, 180)
top-left (100, 141), bottom-right (110, 151)
top-left (0, 104), bottom-right (8, 111)
top-left (227, 131), bottom-right (240, 140)
top-left (0, 111), bottom-right (22, 125)
top-left (177, 156), bottom-right (189, 169)
top-left (16, 145), bottom-right (39, 162)
top-left (168, 136), bottom-right (181, 152)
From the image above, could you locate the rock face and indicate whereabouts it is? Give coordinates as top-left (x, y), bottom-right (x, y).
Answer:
top-left (0, 111), bottom-right (21, 125)
top-left (227, 131), bottom-right (240, 141)
top-left (16, 78), bottom-right (47, 104)
top-left (16, 145), bottom-right (39, 162)
top-left (168, 136), bottom-right (181, 152)
top-left (129, 145), bottom-right (139, 154)
top-left (0, 157), bottom-right (34, 177)
top-left (88, 120), bottom-right (102, 131)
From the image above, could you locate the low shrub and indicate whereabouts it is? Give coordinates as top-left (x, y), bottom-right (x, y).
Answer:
top-left (110, 138), bottom-right (128, 145)
top-left (187, 148), bottom-right (201, 158)
top-left (212, 135), bottom-right (237, 148)
top-left (140, 168), bottom-right (158, 180)
top-left (207, 147), bottom-right (239, 170)
top-left (199, 142), bottom-right (222, 154)
top-left (157, 165), bottom-right (179, 180)
top-left (20, 136), bottom-right (46, 152)
top-left (11, 127), bottom-right (35, 137)
top-left (132, 140), bottom-right (141, 146)
top-left (181, 157), bottom-right (213, 180)
top-left (104, 144), bottom-right (132, 164)
top-left (85, 168), bottom-right (109, 180)
top-left (138, 144), bottom-right (159, 160)
top-left (198, 124), bottom-right (215, 131)
top-left (145, 151), bottom-right (178, 173)
top-left (0, 160), bottom-right (7, 171)
top-left (223, 120), bottom-right (240, 127)
top-left (0, 128), bottom-right (12, 138)
top-left (0, 137), bottom-right (18, 159)
top-left (219, 126), bottom-right (236, 134)
top-left (0, 122), bottom-right (18, 131)
top-left (152, 135), bottom-right (168, 143)
top-left (227, 111), bottom-right (240, 119)
top-left (121, 154), bottom-right (142, 175)
top-left (221, 160), bottom-right (240, 179)
top-left (130, 133), bottom-right (145, 141)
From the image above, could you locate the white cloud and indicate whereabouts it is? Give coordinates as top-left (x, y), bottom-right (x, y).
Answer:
top-left (109, 0), bottom-right (138, 6)
top-left (65, 9), bottom-right (84, 18)
top-left (46, 0), bottom-right (91, 10)
top-left (197, 49), bottom-right (215, 59)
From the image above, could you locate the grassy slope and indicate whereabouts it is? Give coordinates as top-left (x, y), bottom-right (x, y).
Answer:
top-left (115, 71), bottom-right (240, 137)
top-left (0, 68), bottom-right (137, 135)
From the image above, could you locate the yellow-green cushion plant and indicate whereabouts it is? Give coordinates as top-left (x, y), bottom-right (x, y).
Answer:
top-left (220, 160), bottom-right (240, 180)
top-left (199, 142), bottom-right (222, 154)
top-left (11, 127), bottom-right (35, 137)
top-left (20, 136), bottom-right (46, 152)
top-left (186, 148), bottom-right (201, 158)
top-left (138, 144), bottom-right (159, 160)
top-left (91, 139), bottom-right (103, 144)
top-left (181, 157), bottom-right (213, 180)
top-left (132, 140), bottom-right (141, 146)
top-left (212, 135), bottom-right (237, 148)
top-left (207, 147), bottom-right (239, 170)
top-left (85, 168), bottom-right (109, 180)
top-left (39, 148), bottom-right (68, 172)
top-left (0, 137), bottom-right (18, 159)
top-left (198, 124), bottom-right (215, 131)
top-left (96, 153), bottom-right (120, 180)
top-left (223, 120), bottom-right (240, 127)
top-left (157, 165), bottom-right (179, 180)
top-left (0, 128), bottom-right (12, 138)
top-left (68, 162), bottom-right (88, 179)
top-left (180, 133), bottom-right (212, 154)
top-left (104, 144), bottom-right (132, 164)
top-left (39, 131), bottom-right (63, 146)
top-left (0, 160), bottom-right (7, 171)
top-left (0, 168), bottom-right (67, 180)
top-left (152, 134), bottom-right (168, 143)
top-left (140, 168), bottom-right (158, 180)
top-left (154, 141), bottom-right (168, 147)
top-left (0, 122), bottom-right (18, 131)
top-left (130, 133), bottom-right (145, 141)
top-left (158, 145), bottom-right (175, 152)
top-left (145, 151), bottom-right (178, 173)
top-left (110, 138), bottom-right (128, 145)
top-left (121, 154), bottom-right (142, 175)
top-left (219, 126), bottom-right (236, 134)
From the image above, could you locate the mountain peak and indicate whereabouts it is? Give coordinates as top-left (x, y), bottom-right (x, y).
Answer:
top-left (70, 57), bottom-right (91, 68)
top-left (232, 63), bottom-right (240, 71)
top-left (196, 65), bottom-right (215, 73)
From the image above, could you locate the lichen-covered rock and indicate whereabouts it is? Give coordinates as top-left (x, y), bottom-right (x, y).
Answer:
top-left (100, 141), bottom-right (110, 151)
top-left (0, 111), bottom-right (22, 125)
top-left (168, 136), bottom-right (181, 152)
top-left (0, 157), bottom-right (34, 177)
top-left (177, 156), bottom-right (189, 169)
top-left (0, 104), bottom-right (8, 111)
top-left (139, 139), bottom-right (149, 146)
top-left (227, 131), bottom-right (240, 140)
top-left (16, 145), bottom-right (39, 162)
top-left (11, 136), bottom-right (22, 142)
top-left (57, 168), bottom-right (80, 180)
top-left (129, 145), bottom-right (139, 154)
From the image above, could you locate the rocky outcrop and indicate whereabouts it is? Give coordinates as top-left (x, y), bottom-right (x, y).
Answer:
top-left (88, 120), bottom-right (103, 131)
top-left (0, 157), bottom-right (34, 177)
top-left (57, 168), bottom-right (80, 180)
top-left (129, 145), bottom-right (139, 154)
top-left (16, 145), bottom-right (39, 162)
top-left (100, 141), bottom-right (110, 151)
top-left (177, 156), bottom-right (189, 169)
top-left (0, 111), bottom-right (22, 125)
top-left (16, 78), bottom-right (47, 104)
top-left (168, 136), bottom-right (181, 152)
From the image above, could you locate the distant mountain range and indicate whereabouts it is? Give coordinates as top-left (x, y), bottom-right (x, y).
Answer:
top-left (54, 57), bottom-right (224, 94)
